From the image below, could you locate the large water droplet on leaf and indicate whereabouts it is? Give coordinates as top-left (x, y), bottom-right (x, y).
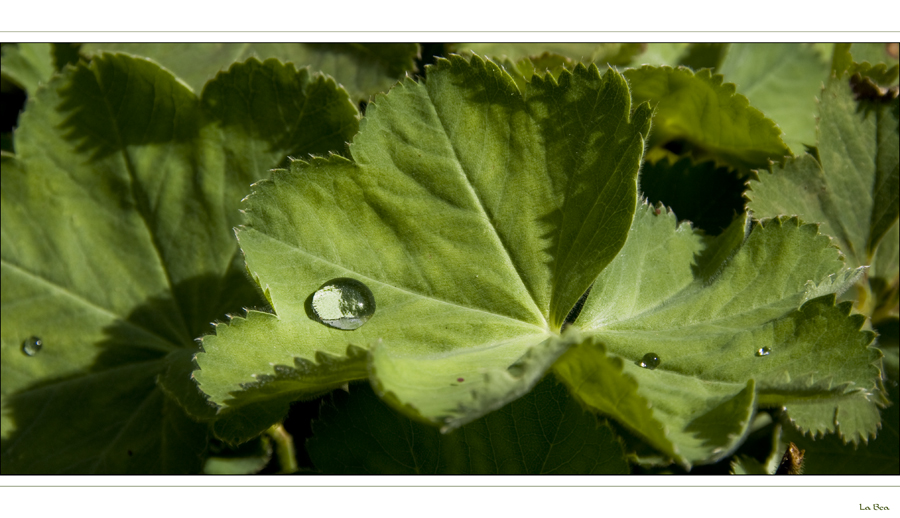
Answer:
top-left (311, 278), bottom-right (376, 330)
top-left (638, 352), bottom-right (660, 370)
top-left (22, 336), bottom-right (43, 356)
top-left (755, 347), bottom-right (771, 357)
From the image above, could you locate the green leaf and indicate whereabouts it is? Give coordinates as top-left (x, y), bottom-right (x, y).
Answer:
top-left (307, 376), bottom-right (629, 474)
top-left (747, 78), bottom-right (899, 271)
top-left (716, 43), bottom-right (830, 155)
top-left (0, 54), bottom-right (358, 472)
top-left (781, 380), bottom-right (899, 474)
top-left (553, 202), bottom-right (881, 466)
top-left (195, 55), bottom-right (652, 442)
top-left (624, 65), bottom-right (791, 171)
top-left (80, 43), bottom-right (419, 102)
top-left (453, 43), bottom-right (643, 67)
top-left (0, 43), bottom-right (55, 96)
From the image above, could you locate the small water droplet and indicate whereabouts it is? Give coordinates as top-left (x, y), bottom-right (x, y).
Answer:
top-left (311, 278), bottom-right (376, 330)
top-left (638, 352), bottom-right (660, 370)
top-left (22, 336), bottom-right (43, 356)
top-left (755, 347), bottom-right (771, 357)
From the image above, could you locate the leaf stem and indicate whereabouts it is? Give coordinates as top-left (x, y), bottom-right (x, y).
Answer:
top-left (266, 423), bottom-right (298, 474)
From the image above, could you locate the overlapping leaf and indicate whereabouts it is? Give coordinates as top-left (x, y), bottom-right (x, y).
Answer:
top-left (781, 381), bottom-right (899, 474)
top-left (194, 54), bottom-right (652, 442)
top-left (717, 43), bottom-right (830, 155)
top-left (452, 43), bottom-right (643, 67)
top-left (307, 376), bottom-right (629, 474)
top-left (553, 201), bottom-right (882, 467)
top-left (747, 75), bottom-right (899, 302)
top-left (80, 43), bottom-right (419, 102)
top-left (624, 65), bottom-right (791, 171)
top-left (0, 53), bottom-right (358, 472)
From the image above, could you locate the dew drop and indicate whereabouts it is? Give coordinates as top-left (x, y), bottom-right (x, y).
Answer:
top-left (21, 336), bottom-right (43, 356)
top-left (638, 352), bottom-right (660, 370)
top-left (755, 347), bottom-right (771, 357)
top-left (311, 278), bottom-right (376, 330)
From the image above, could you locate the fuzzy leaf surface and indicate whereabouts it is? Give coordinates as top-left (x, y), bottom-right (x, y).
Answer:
top-left (306, 376), bottom-right (628, 474)
top-left (717, 43), bottom-right (830, 155)
top-left (747, 78), bottom-right (899, 271)
top-left (0, 54), bottom-right (358, 472)
top-left (194, 55), bottom-right (652, 442)
top-left (554, 202), bottom-right (882, 467)
top-left (624, 65), bottom-right (791, 171)
top-left (80, 43), bottom-right (419, 102)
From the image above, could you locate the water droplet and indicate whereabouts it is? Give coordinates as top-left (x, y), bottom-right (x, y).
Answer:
top-left (756, 347), bottom-right (771, 357)
top-left (634, 353), bottom-right (659, 370)
top-left (638, 352), bottom-right (660, 370)
top-left (21, 336), bottom-right (43, 356)
top-left (311, 278), bottom-right (376, 330)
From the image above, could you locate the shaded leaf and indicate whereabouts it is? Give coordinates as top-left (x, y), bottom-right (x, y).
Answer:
top-left (678, 43), bottom-right (730, 71)
top-left (194, 55), bottom-right (652, 442)
top-left (625, 65), bottom-right (791, 171)
top-left (0, 54), bottom-right (358, 472)
top-left (307, 376), bottom-right (628, 474)
top-left (80, 43), bottom-right (419, 102)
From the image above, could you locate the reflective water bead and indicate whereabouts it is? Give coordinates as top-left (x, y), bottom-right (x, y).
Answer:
top-left (311, 278), bottom-right (376, 330)
top-left (755, 347), bottom-right (771, 357)
top-left (638, 352), bottom-right (660, 370)
top-left (22, 336), bottom-right (43, 356)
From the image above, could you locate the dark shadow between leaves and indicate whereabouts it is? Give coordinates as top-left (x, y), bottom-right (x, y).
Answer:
top-left (641, 157), bottom-right (746, 235)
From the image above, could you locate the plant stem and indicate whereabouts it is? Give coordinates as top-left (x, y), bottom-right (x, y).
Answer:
top-left (266, 423), bottom-right (298, 474)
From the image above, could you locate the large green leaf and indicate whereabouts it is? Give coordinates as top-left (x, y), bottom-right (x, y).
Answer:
top-left (624, 65), bottom-right (791, 171)
top-left (80, 43), bottom-right (419, 102)
top-left (553, 201), bottom-right (882, 468)
top-left (717, 43), bottom-right (830, 155)
top-left (306, 376), bottom-right (628, 474)
top-left (194, 55), bottom-right (652, 443)
top-left (0, 54), bottom-right (359, 472)
top-left (747, 77), bottom-right (899, 277)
